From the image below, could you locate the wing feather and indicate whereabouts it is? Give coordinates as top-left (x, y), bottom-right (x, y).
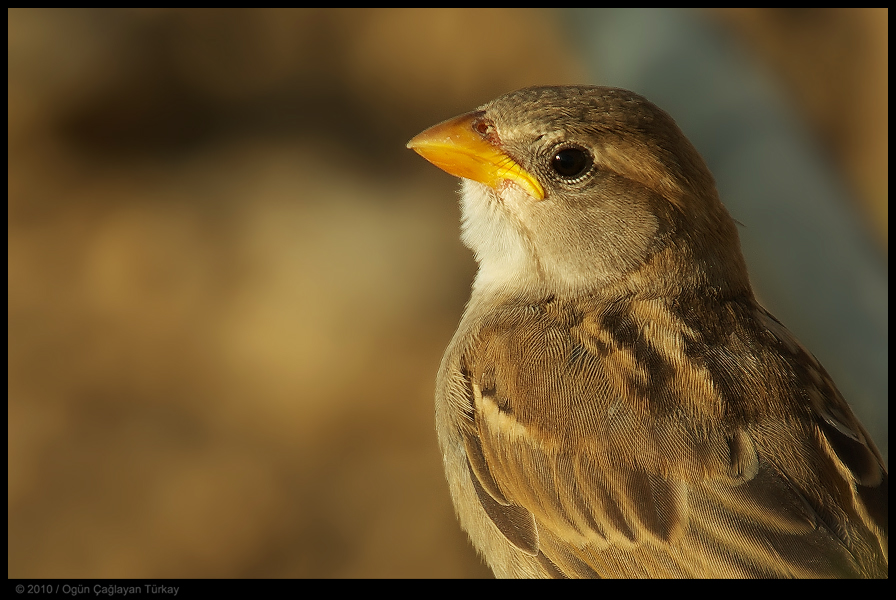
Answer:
top-left (454, 297), bottom-right (887, 577)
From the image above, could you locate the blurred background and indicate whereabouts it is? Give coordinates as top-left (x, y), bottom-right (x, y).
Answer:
top-left (8, 9), bottom-right (887, 578)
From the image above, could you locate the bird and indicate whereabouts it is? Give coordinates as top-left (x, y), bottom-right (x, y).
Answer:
top-left (406, 85), bottom-right (887, 578)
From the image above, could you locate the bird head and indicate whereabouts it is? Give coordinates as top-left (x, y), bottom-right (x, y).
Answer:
top-left (408, 86), bottom-right (750, 301)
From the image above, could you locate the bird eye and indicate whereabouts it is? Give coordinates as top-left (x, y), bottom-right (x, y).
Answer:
top-left (551, 147), bottom-right (592, 180)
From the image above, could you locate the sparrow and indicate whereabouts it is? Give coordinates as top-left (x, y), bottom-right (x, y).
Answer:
top-left (407, 85), bottom-right (887, 578)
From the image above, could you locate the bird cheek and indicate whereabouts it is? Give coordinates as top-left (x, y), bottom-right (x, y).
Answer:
top-left (498, 180), bottom-right (540, 211)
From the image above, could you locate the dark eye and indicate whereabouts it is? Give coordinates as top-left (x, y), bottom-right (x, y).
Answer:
top-left (551, 147), bottom-right (591, 179)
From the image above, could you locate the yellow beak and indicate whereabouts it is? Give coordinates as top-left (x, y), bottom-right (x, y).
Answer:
top-left (407, 112), bottom-right (545, 200)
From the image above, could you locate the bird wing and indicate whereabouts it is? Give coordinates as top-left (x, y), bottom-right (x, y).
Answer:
top-left (455, 296), bottom-right (887, 577)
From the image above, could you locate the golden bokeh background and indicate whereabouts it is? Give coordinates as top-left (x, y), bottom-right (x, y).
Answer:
top-left (8, 9), bottom-right (887, 578)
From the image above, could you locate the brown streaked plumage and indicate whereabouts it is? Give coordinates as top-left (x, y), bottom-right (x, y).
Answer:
top-left (408, 86), bottom-right (887, 578)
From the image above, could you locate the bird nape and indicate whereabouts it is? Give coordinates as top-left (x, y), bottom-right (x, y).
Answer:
top-left (408, 85), bottom-right (887, 579)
